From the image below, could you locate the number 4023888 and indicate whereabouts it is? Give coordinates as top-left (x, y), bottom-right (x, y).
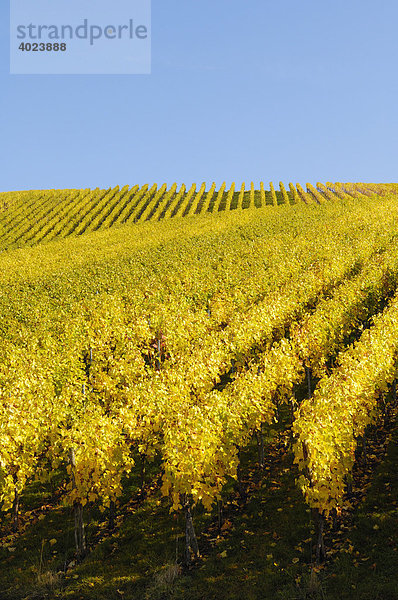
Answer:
top-left (18, 42), bottom-right (67, 51)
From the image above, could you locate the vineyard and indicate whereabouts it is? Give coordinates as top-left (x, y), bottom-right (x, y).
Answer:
top-left (1, 180), bottom-right (397, 251)
top-left (1, 182), bottom-right (398, 600)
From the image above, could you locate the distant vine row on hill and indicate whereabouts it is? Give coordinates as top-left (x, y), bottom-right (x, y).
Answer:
top-left (0, 181), bottom-right (387, 252)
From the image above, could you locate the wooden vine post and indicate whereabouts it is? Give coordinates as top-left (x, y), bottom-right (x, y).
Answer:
top-left (306, 365), bottom-right (312, 399)
top-left (12, 484), bottom-right (19, 532)
top-left (256, 423), bottom-right (265, 468)
top-left (217, 499), bottom-right (224, 531)
top-left (236, 446), bottom-right (246, 501)
top-left (69, 448), bottom-right (86, 558)
top-left (302, 442), bottom-right (326, 564)
top-left (312, 508), bottom-right (326, 564)
top-left (181, 494), bottom-right (199, 566)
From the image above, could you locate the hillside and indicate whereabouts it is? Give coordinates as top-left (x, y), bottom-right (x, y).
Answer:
top-left (0, 181), bottom-right (393, 252)
top-left (1, 184), bottom-right (398, 600)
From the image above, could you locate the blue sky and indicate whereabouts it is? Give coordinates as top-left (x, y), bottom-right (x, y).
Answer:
top-left (1, 0), bottom-right (398, 192)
